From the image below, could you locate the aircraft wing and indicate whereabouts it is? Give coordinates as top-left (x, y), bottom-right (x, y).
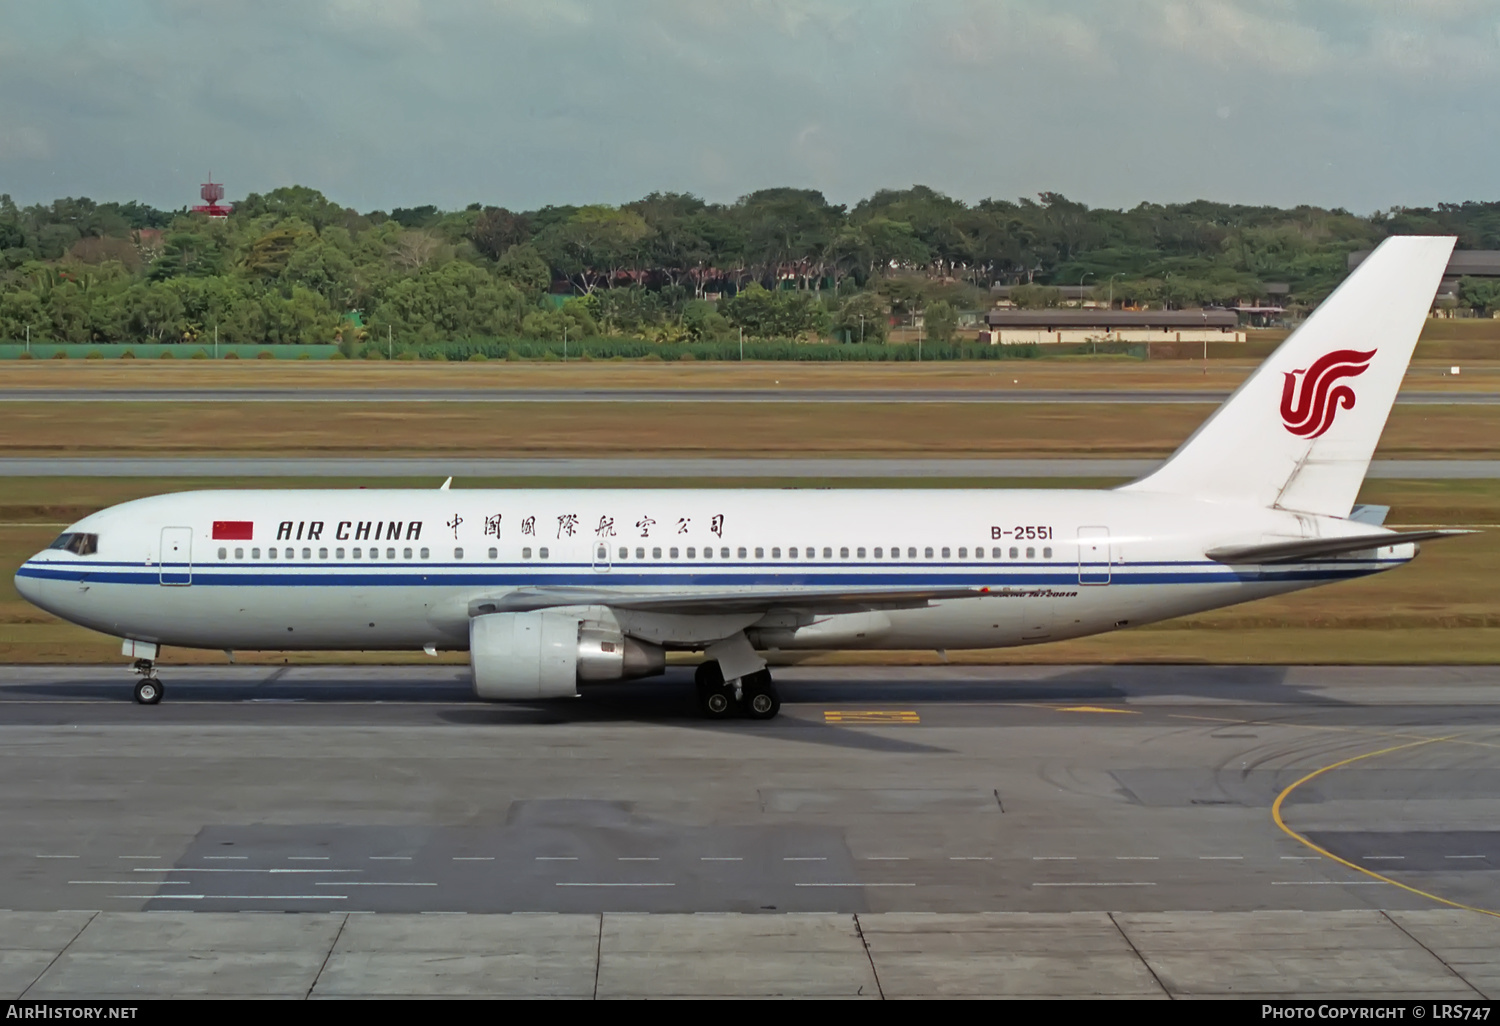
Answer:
top-left (1205, 529), bottom-right (1475, 565)
top-left (470, 585), bottom-right (992, 617)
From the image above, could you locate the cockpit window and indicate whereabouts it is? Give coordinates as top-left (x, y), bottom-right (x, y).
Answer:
top-left (48, 533), bottom-right (98, 556)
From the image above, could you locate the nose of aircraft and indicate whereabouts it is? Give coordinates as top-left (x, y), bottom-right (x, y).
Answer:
top-left (14, 554), bottom-right (49, 610)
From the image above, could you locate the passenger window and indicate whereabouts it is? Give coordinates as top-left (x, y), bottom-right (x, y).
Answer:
top-left (234, 547), bottom-right (244, 560)
top-left (1026, 547), bottom-right (1035, 559)
top-left (857, 547), bottom-right (865, 558)
top-left (874, 547), bottom-right (882, 558)
top-left (453, 547), bottom-right (462, 559)
top-left (822, 547), bottom-right (831, 559)
top-left (636, 547), bottom-right (645, 559)
top-left (1043, 547), bottom-right (1052, 559)
top-left (907, 547), bottom-right (916, 559)
top-left (958, 547), bottom-right (967, 559)
top-left (941, 547), bottom-right (950, 558)
top-left (1009, 547), bottom-right (1018, 559)
top-left (991, 547), bottom-right (1000, 559)
top-left (788, 547), bottom-right (797, 558)
top-left (670, 547), bottom-right (679, 559)
top-left (336, 548), bottom-right (345, 559)
top-left (303, 548), bottom-right (312, 560)
top-left (771, 547), bottom-right (780, 558)
top-left (738, 547), bottom-right (747, 559)
top-left (687, 547), bottom-right (696, 558)
top-left (487, 547), bottom-right (497, 560)
top-left (839, 547), bottom-right (849, 559)
top-left (755, 547), bottom-right (764, 559)
top-left (703, 548), bottom-right (712, 560)
top-left (924, 547), bottom-right (933, 559)
top-left (720, 547), bottom-right (729, 559)
top-left (539, 547), bottom-right (549, 559)
top-left (352, 548), bottom-right (361, 559)
top-left (252, 547), bottom-right (261, 559)
top-left (596, 545), bottom-right (607, 560)
top-left (522, 547), bottom-right (532, 559)
top-left (218, 547), bottom-right (227, 560)
top-left (420, 548), bottom-right (430, 560)
top-left (653, 547), bottom-right (662, 559)
top-left (619, 547), bottom-right (628, 560)
top-left (319, 547), bottom-right (328, 559)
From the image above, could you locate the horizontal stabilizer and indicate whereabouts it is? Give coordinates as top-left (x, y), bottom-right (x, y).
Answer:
top-left (1206, 529), bottom-right (1475, 564)
top-left (471, 585), bottom-right (989, 617)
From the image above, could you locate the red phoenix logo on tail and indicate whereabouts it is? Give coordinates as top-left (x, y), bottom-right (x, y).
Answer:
top-left (1279, 348), bottom-right (1376, 438)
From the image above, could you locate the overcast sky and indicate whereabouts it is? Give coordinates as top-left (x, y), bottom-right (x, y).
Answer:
top-left (2, 0), bottom-right (1498, 214)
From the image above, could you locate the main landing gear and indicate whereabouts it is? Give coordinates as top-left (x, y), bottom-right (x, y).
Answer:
top-left (132, 658), bottom-right (163, 705)
top-left (694, 661), bottom-right (780, 721)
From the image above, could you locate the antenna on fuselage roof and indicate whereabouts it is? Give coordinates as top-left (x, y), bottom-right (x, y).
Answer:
top-left (440, 477), bottom-right (453, 491)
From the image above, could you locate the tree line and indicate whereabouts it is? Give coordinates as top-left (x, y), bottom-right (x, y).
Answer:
top-left (2, 185), bottom-right (1498, 349)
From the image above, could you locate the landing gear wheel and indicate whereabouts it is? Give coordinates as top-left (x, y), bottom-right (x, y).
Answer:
top-left (740, 670), bottom-right (780, 720)
top-left (134, 678), bottom-right (163, 705)
top-left (694, 660), bottom-right (735, 719)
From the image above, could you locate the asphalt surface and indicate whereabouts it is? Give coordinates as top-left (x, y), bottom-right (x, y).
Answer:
top-left (1, 387), bottom-right (1495, 404)
top-left (2, 456), bottom-right (1499, 478)
top-left (1, 663), bottom-right (1496, 917)
top-left (5, 662), bottom-right (1498, 997)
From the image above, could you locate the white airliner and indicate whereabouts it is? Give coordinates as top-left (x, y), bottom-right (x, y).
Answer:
top-left (14, 236), bottom-right (1470, 718)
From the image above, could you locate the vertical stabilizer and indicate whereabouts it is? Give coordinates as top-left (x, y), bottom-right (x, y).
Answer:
top-left (1122, 235), bottom-right (1455, 517)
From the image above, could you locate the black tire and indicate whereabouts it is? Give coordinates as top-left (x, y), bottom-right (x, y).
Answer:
top-left (134, 678), bottom-right (163, 705)
top-left (741, 671), bottom-right (780, 721)
top-left (697, 681), bottom-right (735, 719)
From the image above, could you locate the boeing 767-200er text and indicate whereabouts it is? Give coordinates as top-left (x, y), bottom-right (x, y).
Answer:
top-left (15, 236), bottom-right (1472, 719)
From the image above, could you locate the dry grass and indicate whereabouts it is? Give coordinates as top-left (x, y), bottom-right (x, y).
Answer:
top-left (1, 399), bottom-right (1497, 458)
top-left (0, 477), bottom-right (1495, 665)
top-left (2, 352), bottom-right (1496, 392)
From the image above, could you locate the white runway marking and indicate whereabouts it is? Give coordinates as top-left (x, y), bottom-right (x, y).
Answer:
top-left (555, 882), bottom-right (674, 887)
top-left (1033, 856), bottom-right (1076, 861)
top-left (617, 857), bottom-right (660, 862)
top-left (700, 857), bottom-right (743, 862)
top-left (35, 855), bottom-right (78, 859)
top-left (783, 857), bottom-right (827, 862)
top-left (316, 882), bottom-right (436, 887)
top-left (369, 856), bottom-right (412, 861)
top-left (288, 857), bottom-right (330, 861)
top-left (69, 881), bottom-right (191, 886)
top-left (452, 857), bottom-right (494, 861)
top-left (794, 883), bottom-right (916, 888)
top-left (1446, 855), bottom-right (1487, 859)
top-left (1032, 882), bottom-right (1157, 888)
top-left (203, 856), bottom-right (248, 861)
top-left (865, 857), bottom-right (909, 861)
top-left (536, 856), bottom-right (578, 861)
top-left (1116, 856), bottom-right (1159, 861)
top-left (112, 894), bottom-right (347, 900)
top-left (1200, 856), bottom-right (1244, 860)
top-left (950, 857), bottom-right (993, 861)
top-left (134, 867), bottom-right (357, 874)
top-left (1271, 881), bottom-right (1387, 886)
top-left (118, 856), bottom-right (159, 860)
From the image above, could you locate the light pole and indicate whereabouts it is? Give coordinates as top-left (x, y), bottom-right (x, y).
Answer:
top-left (1079, 273), bottom-right (1094, 353)
top-left (563, 324), bottom-right (568, 361)
top-left (25, 324), bottom-right (29, 357)
top-left (214, 324), bottom-right (218, 360)
top-left (739, 326), bottom-right (743, 361)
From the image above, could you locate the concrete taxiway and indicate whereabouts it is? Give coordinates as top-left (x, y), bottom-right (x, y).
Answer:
top-left (3, 457), bottom-right (1500, 478)
top-left (0, 387), bottom-right (1494, 405)
top-left (1, 663), bottom-right (1497, 997)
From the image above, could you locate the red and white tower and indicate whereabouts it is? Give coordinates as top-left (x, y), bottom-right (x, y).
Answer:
top-left (192, 176), bottom-right (232, 218)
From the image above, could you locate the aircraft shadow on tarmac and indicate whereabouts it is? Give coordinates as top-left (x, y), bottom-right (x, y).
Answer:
top-left (0, 663), bottom-right (1351, 712)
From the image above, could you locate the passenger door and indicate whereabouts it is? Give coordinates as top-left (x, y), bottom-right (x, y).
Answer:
top-left (159, 526), bottom-right (193, 586)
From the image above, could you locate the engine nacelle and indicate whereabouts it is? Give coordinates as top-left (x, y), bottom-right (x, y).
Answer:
top-left (470, 611), bottom-right (665, 701)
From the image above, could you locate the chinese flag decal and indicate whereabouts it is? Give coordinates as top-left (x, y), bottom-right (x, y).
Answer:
top-left (212, 521), bottom-right (254, 540)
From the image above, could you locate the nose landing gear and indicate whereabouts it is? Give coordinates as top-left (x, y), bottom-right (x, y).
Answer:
top-left (132, 658), bottom-right (163, 705)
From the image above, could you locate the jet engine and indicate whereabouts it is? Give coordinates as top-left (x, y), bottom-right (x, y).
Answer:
top-left (469, 610), bottom-right (665, 700)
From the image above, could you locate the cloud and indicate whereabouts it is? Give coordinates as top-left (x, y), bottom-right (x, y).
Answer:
top-left (0, 1), bottom-right (1497, 213)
